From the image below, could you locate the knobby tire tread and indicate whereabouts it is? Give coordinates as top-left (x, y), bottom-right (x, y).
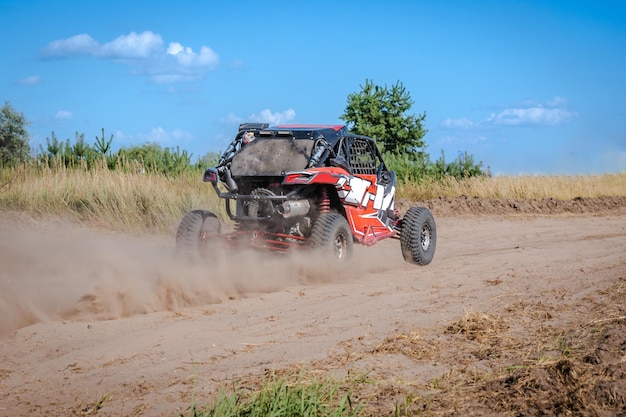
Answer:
top-left (309, 213), bottom-right (353, 260)
top-left (401, 206), bottom-right (436, 265)
top-left (176, 210), bottom-right (219, 257)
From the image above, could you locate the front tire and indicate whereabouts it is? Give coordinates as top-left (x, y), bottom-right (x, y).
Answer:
top-left (175, 210), bottom-right (221, 257)
top-left (309, 213), bottom-right (353, 261)
top-left (400, 207), bottom-right (436, 265)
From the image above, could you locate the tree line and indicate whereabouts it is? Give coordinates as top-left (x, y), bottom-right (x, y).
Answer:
top-left (1, 81), bottom-right (486, 179)
top-left (38, 128), bottom-right (198, 175)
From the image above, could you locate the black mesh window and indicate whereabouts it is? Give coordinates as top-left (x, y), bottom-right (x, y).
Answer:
top-left (349, 139), bottom-right (377, 175)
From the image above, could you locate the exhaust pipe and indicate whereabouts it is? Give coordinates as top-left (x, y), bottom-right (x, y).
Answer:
top-left (277, 199), bottom-right (310, 218)
top-left (223, 168), bottom-right (238, 193)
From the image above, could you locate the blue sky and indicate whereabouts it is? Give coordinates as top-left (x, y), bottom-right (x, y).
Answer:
top-left (1, 0), bottom-right (625, 175)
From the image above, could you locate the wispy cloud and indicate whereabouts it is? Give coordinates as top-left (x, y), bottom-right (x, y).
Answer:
top-left (485, 106), bottom-right (577, 126)
top-left (248, 108), bottom-right (296, 125)
top-left (54, 110), bottom-right (73, 120)
top-left (41, 31), bottom-right (219, 83)
top-left (228, 59), bottom-right (245, 69)
top-left (441, 97), bottom-right (578, 129)
top-left (16, 75), bottom-right (41, 85)
top-left (220, 113), bottom-right (245, 125)
top-left (220, 108), bottom-right (297, 127)
top-left (42, 31), bottom-right (163, 59)
top-left (120, 127), bottom-right (194, 146)
top-left (142, 127), bottom-right (194, 144)
top-left (166, 42), bottom-right (217, 67)
top-left (439, 134), bottom-right (486, 145)
top-left (546, 96), bottom-right (568, 107)
top-left (441, 117), bottom-right (475, 129)
top-left (41, 33), bottom-right (100, 58)
top-left (101, 32), bottom-right (163, 59)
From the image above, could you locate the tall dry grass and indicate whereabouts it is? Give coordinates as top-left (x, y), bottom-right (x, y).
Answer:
top-left (0, 161), bottom-right (222, 234)
top-left (398, 172), bottom-right (626, 201)
top-left (1, 163), bottom-right (624, 233)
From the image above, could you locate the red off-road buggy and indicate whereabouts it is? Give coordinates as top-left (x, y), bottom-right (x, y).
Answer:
top-left (176, 123), bottom-right (436, 265)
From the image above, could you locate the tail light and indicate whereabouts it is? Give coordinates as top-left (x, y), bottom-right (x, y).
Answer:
top-left (283, 171), bottom-right (316, 184)
top-left (203, 168), bottom-right (219, 184)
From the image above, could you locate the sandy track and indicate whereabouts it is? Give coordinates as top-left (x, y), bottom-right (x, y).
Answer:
top-left (0, 212), bottom-right (625, 416)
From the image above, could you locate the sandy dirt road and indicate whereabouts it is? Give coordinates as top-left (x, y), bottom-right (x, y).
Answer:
top-left (0, 210), bottom-right (625, 416)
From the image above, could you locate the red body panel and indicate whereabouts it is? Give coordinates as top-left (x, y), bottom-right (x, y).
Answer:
top-left (283, 167), bottom-right (397, 245)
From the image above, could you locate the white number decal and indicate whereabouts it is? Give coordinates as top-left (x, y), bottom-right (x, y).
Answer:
top-left (344, 177), bottom-right (371, 205)
top-left (337, 176), bottom-right (394, 211)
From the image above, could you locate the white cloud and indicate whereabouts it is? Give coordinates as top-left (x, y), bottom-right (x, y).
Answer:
top-left (167, 43), bottom-right (218, 68)
top-left (138, 127), bottom-right (194, 145)
top-left (112, 128), bottom-right (193, 146)
top-left (54, 110), bottom-right (73, 120)
top-left (41, 33), bottom-right (99, 58)
top-left (99, 31), bottom-right (163, 59)
top-left (166, 42), bottom-right (185, 56)
top-left (42, 31), bottom-right (162, 59)
top-left (41, 31), bottom-right (219, 83)
top-left (138, 42), bottom-right (219, 83)
top-left (442, 97), bottom-right (578, 129)
top-left (220, 113), bottom-right (245, 125)
top-left (16, 75), bottom-right (41, 85)
top-left (248, 108), bottom-right (296, 125)
top-left (546, 96), bottom-right (568, 107)
top-left (485, 106), bottom-right (578, 126)
top-left (220, 109), bottom-right (297, 127)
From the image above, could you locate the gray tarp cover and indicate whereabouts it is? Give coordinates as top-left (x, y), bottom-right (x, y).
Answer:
top-left (230, 138), bottom-right (315, 176)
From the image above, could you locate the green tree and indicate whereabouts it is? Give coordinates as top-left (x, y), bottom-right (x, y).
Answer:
top-left (94, 128), bottom-right (117, 168)
top-left (71, 132), bottom-right (90, 161)
top-left (41, 131), bottom-right (63, 158)
top-left (94, 128), bottom-right (113, 156)
top-left (340, 79), bottom-right (428, 161)
top-left (118, 142), bottom-right (162, 169)
top-left (341, 80), bottom-right (485, 180)
top-left (197, 151), bottom-right (220, 168)
top-left (0, 102), bottom-right (30, 165)
top-left (117, 142), bottom-right (192, 175)
top-left (427, 150), bottom-right (485, 179)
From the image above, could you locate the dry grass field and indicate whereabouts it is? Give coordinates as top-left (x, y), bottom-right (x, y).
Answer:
top-left (400, 171), bottom-right (626, 201)
top-left (1, 164), bottom-right (624, 233)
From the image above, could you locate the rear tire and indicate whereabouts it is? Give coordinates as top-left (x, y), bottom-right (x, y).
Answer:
top-left (176, 210), bottom-right (221, 257)
top-left (309, 213), bottom-right (353, 261)
top-left (400, 207), bottom-right (436, 265)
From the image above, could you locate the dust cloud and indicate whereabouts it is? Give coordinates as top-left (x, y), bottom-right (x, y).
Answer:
top-left (0, 215), bottom-right (392, 336)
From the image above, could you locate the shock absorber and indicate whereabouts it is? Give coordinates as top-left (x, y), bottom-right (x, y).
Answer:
top-left (319, 186), bottom-right (330, 214)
